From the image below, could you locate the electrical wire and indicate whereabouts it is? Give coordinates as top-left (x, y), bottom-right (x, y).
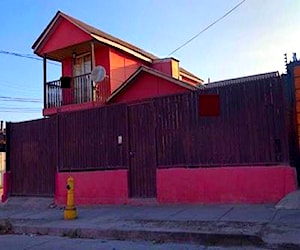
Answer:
top-left (168, 0), bottom-right (247, 56)
top-left (0, 107), bottom-right (40, 110)
top-left (0, 110), bottom-right (41, 113)
top-left (0, 50), bottom-right (60, 66)
top-left (0, 96), bottom-right (42, 103)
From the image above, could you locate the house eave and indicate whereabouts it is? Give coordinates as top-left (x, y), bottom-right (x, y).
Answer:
top-left (91, 34), bottom-right (153, 63)
top-left (180, 71), bottom-right (203, 83)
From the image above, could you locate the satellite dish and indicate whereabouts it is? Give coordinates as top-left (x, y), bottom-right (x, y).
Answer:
top-left (91, 66), bottom-right (106, 82)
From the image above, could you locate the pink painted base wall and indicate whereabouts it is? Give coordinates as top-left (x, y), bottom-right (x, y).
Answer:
top-left (55, 170), bottom-right (128, 205)
top-left (54, 166), bottom-right (297, 205)
top-left (157, 166), bottom-right (297, 204)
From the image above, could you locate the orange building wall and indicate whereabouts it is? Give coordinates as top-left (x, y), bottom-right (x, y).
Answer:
top-left (38, 17), bottom-right (91, 55)
top-left (109, 48), bottom-right (146, 93)
top-left (112, 72), bottom-right (190, 103)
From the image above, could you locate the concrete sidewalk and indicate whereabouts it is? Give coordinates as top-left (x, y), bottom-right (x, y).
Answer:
top-left (1, 197), bottom-right (300, 249)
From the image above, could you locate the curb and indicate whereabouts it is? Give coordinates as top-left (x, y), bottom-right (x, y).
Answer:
top-left (12, 225), bottom-right (265, 247)
top-left (0, 218), bottom-right (267, 248)
top-left (1, 219), bottom-right (300, 249)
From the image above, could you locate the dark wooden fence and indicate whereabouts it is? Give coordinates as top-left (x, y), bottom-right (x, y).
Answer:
top-left (155, 74), bottom-right (289, 166)
top-left (7, 118), bottom-right (57, 196)
top-left (7, 73), bottom-right (291, 196)
top-left (58, 104), bottom-right (128, 171)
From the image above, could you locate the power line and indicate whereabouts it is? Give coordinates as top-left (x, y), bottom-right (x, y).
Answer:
top-left (168, 0), bottom-right (247, 56)
top-left (0, 95), bottom-right (42, 103)
top-left (0, 110), bottom-right (41, 113)
top-left (0, 107), bottom-right (40, 111)
top-left (0, 50), bottom-right (60, 66)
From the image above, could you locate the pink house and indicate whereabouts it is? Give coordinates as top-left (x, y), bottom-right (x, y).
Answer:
top-left (32, 11), bottom-right (203, 116)
top-left (2, 11), bottom-right (296, 205)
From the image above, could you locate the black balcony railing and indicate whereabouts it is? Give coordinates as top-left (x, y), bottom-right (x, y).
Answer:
top-left (45, 74), bottom-right (111, 109)
top-left (45, 79), bottom-right (62, 108)
top-left (73, 73), bottom-right (93, 104)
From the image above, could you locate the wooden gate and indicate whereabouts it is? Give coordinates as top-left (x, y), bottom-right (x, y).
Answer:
top-left (128, 103), bottom-right (157, 198)
top-left (8, 118), bottom-right (57, 196)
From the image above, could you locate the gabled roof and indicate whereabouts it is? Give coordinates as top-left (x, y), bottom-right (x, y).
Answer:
top-left (32, 11), bottom-right (157, 62)
top-left (200, 71), bottom-right (280, 89)
top-left (32, 11), bottom-right (202, 82)
top-left (107, 66), bottom-right (198, 103)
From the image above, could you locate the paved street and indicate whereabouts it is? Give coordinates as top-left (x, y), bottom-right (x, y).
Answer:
top-left (1, 194), bottom-right (300, 249)
top-left (0, 234), bottom-right (268, 250)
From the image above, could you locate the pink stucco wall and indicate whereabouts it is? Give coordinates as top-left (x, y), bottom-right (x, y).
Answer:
top-left (55, 170), bottom-right (128, 205)
top-left (157, 166), bottom-right (297, 204)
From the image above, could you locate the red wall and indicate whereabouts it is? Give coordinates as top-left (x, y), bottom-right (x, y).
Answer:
top-left (59, 47), bottom-right (111, 106)
top-left (109, 48), bottom-right (146, 92)
top-left (55, 170), bottom-right (128, 205)
top-left (157, 166), bottom-right (297, 204)
top-left (62, 57), bottom-right (72, 76)
top-left (60, 47), bottom-right (110, 78)
top-left (112, 72), bottom-right (190, 103)
top-left (152, 61), bottom-right (172, 76)
top-left (62, 57), bottom-right (74, 105)
top-left (38, 17), bottom-right (91, 54)
top-left (95, 47), bottom-right (110, 76)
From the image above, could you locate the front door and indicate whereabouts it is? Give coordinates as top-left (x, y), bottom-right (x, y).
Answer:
top-left (128, 102), bottom-right (157, 198)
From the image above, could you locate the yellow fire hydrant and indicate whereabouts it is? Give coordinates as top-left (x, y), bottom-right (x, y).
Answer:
top-left (64, 176), bottom-right (77, 220)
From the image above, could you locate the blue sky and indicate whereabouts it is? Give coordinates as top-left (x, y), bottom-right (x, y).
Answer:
top-left (0, 0), bottom-right (299, 122)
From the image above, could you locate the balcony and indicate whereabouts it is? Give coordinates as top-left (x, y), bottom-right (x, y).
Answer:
top-left (44, 74), bottom-right (111, 115)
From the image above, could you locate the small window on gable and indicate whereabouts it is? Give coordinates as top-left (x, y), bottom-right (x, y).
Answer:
top-left (199, 94), bottom-right (220, 117)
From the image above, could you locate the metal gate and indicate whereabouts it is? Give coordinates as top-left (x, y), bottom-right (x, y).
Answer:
top-left (128, 102), bottom-right (157, 198)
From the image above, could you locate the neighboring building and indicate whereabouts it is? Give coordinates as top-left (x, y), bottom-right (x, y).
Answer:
top-left (32, 11), bottom-right (203, 116)
top-left (0, 153), bottom-right (5, 189)
top-left (0, 122), bottom-right (5, 189)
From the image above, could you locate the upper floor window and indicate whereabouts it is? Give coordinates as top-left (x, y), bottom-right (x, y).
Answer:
top-left (73, 54), bottom-right (91, 76)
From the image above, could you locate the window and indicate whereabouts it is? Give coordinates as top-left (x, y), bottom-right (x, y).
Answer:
top-left (73, 54), bottom-right (92, 103)
top-left (73, 54), bottom-right (91, 76)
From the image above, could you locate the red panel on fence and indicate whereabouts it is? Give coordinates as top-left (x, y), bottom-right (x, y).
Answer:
top-left (157, 166), bottom-right (297, 204)
top-left (55, 170), bottom-right (128, 205)
top-left (199, 94), bottom-right (220, 117)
